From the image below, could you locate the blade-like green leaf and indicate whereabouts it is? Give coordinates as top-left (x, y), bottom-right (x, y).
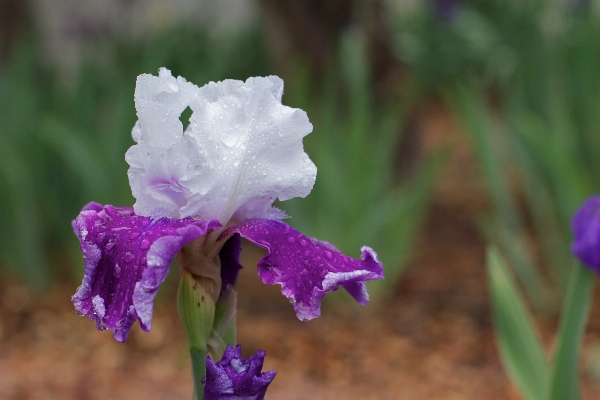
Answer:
top-left (452, 86), bottom-right (549, 307)
top-left (547, 264), bottom-right (593, 400)
top-left (487, 247), bottom-right (549, 400)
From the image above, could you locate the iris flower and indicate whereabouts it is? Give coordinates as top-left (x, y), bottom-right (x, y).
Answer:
top-left (72, 68), bottom-right (384, 343)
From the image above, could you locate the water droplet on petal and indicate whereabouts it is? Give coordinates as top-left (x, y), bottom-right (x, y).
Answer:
top-left (287, 236), bottom-right (295, 243)
top-left (125, 252), bottom-right (135, 263)
top-left (300, 239), bottom-right (308, 247)
top-left (325, 251), bottom-right (333, 260)
top-left (140, 239), bottom-right (151, 250)
top-left (96, 232), bottom-right (106, 244)
top-left (130, 232), bottom-right (139, 240)
top-left (106, 240), bottom-right (115, 251)
top-left (302, 176), bottom-right (310, 186)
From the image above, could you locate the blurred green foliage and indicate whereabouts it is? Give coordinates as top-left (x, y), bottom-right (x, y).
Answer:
top-left (448, 2), bottom-right (600, 308)
top-left (390, 0), bottom-right (600, 308)
top-left (408, 3), bottom-right (600, 395)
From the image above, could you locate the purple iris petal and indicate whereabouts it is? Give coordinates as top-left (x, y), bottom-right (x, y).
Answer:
top-left (72, 202), bottom-right (221, 341)
top-left (219, 233), bottom-right (244, 295)
top-left (571, 196), bottom-right (600, 273)
top-left (203, 344), bottom-right (276, 400)
top-left (223, 219), bottom-right (384, 321)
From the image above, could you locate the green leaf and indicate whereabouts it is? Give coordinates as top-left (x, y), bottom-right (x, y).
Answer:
top-left (547, 264), bottom-right (593, 400)
top-left (451, 86), bottom-right (549, 307)
top-left (487, 247), bottom-right (549, 400)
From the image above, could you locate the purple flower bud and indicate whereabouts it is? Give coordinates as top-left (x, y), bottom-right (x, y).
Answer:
top-left (203, 345), bottom-right (276, 400)
top-left (571, 196), bottom-right (600, 273)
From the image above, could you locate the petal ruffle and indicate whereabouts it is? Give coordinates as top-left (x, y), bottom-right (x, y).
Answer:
top-left (571, 195), bottom-right (600, 273)
top-left (71, 202), bottom-right (221, 341)
top-left (223, 219), bottom-right (384, 321)
top-left (203, 344), bottom-right (276, 400)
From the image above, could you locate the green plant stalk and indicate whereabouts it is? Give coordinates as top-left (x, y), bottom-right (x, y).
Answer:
top-left (547, 264), bottom-right (594, 400)
top-left (487, 247), bottom-right (549, 400)
top-left (190, 347), bottom-right (207, 400)
top-left (177, 270), bottom-right (218, 400)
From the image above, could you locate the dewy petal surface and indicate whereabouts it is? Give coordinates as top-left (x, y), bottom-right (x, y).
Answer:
top-left (572, 195), bottom-right (600, 273)
top-left (203, 344), bottom-right (276, 400)
top-left (223, 219), bottom-right (384, 321)
top-left (126, 68), bottom-right (317, 223)
top-left (71, 202), bottom-right (220, 342)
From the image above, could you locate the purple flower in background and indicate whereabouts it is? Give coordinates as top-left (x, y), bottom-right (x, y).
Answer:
top-left (72, 68), bottom-right (384, 341)
top-left (203, 344), bottom-right (276, 400)
top-left (432, 0), bottom-right (462, 21)
top-left (571, 195), bottom-right (600, 273)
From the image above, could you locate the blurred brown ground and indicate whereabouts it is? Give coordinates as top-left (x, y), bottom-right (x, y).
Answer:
top-left (1, 106), bottom-right (599, 399)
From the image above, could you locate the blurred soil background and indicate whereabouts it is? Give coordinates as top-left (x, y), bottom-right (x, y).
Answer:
top-left (2, 0), bottom-right (600, 399)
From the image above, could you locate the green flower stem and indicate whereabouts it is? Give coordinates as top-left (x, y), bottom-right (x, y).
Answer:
top-left (190, 347), bottom-right (207, 400)
top-left (175, 231), bottom-right (232, 399)
top-left (547, 263), bottom-right (594, 400)
top-left (177, 268), bottom-right (219, 400)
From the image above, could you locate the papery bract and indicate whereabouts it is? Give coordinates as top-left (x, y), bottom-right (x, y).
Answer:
top-left (203, 344), bottom-right (276, 400)
top-left (571, 195), bottom-right (600, 273)
top-left (126, 68), bottom-right (317, 223)
top-left (71, 202), bottom-right (220, 342)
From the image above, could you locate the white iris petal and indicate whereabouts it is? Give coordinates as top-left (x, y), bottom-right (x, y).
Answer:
top-left (125, 68), bottom-right (317, 224)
